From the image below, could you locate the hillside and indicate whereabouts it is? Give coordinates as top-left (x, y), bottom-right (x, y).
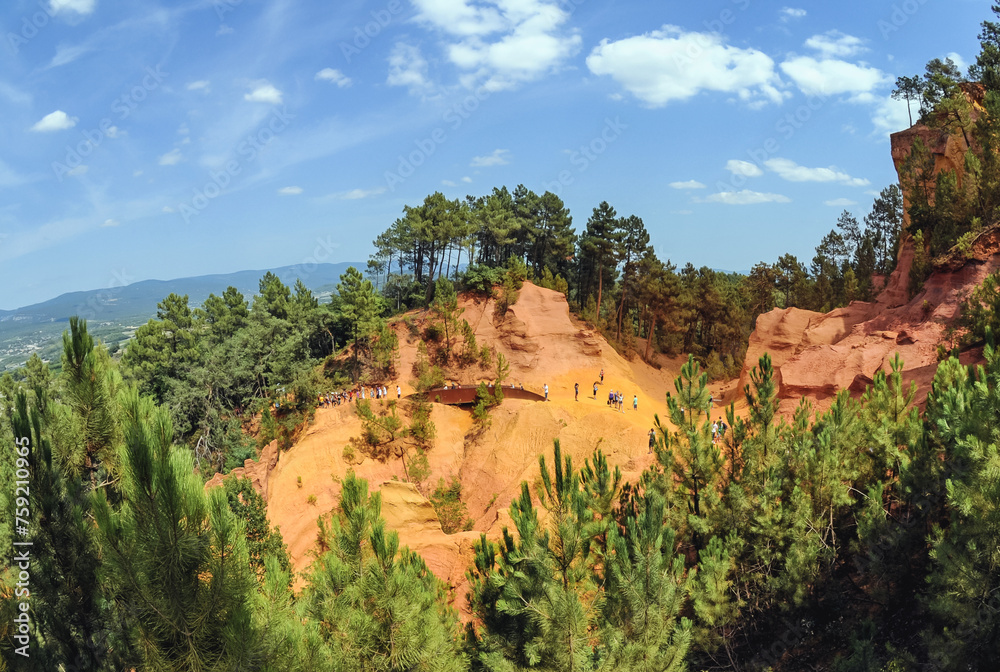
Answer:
top-left (231, 282), bottom-right (725, 610)
top-left (0, 261), bottom-right (359, 371)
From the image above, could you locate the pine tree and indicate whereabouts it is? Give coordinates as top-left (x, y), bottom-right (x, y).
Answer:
top-left (467, 441), bottom-right (598, 672)
top-left (923, 344), bottom-right (1000, 669)
top-left (305, 473), bottom-right (466, 672)
top-left (92, 389), bottom-right (259, 671)
top-left (599, 490), bottom-right (693, 672)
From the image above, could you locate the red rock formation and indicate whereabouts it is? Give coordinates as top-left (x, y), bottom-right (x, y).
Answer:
top-left (741, 90), bottom-right (997, 413)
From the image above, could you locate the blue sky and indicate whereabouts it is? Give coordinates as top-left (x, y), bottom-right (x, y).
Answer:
top-left (0, 0), bottom-right (989, 309)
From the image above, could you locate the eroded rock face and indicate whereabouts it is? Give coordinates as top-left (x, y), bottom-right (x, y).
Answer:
top-left (741, 91), bottom-right (997, 413)
top-left (204, 439), bottom-right (280, 499)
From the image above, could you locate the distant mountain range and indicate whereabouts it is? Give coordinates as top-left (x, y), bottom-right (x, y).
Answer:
top-left (1, 262), bottom-right (362, 372)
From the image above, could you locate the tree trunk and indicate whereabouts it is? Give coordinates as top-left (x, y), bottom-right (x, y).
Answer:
top-left (644, 314), bottom-right (656, 362)
top-left (596, 263), bottom-right (603, 323)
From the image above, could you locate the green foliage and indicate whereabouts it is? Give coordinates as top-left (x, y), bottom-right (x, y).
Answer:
top-left (909, 229), bottom-right (931, 298)
top-left (305, 473), bottom-right (466, 672)
top-left (959, 269), bottom-right (1000, 345)
top-left (223, 477), bottom-right (291, 582)
top-left (92, 389), bottom-right (259, 670)
top-left (430, 477), bottom-right (472, 534)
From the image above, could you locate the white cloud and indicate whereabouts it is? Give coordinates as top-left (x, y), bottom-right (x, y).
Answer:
top-left (698, 190), bottom-right (791, 205)
top-left (804, 30), bottom-right (866, 58)
top-left (244, 81), bottom-right (283, 104)
top-left (332, 187), bottom-right (387, 200)
top-left (102, 218), bottom-right (120, 227)
top-left (871, 95), bottom-right (913, 136)
top-left (315, 68), bottom-right (352, 87)
top-left (278, 186), bottom-right (303, 195)
top-left (471, 149), bottom-right (510, 167)
top-left (672, 209), bottom-right (694, 215)
top-left (669, 180), bottom-right (706, 190)
top-left (765, 158), bottom-right (869, 186)
top-left (780, 7), bottom-right (806, 22)
top-left (66, 165), bottom-right (87, 177)
top-left (780, 56), bottom-right (889, 99)
top-left (825, 198), bottom-right (858, 207)
top-left (133, 170), bottom-right (143, 177)
top-left (947, 52), bottom-right (967, 72)
top-left (442, 179), bottom-right (457, 187)
top-left (105, 125), bottom-right (120, 138)
top-left (162, 206), bottom-right (174, 213)
top-left (412, 0), bottom-right (581, 90)
top-left (187, 80), bottom-right (211, 92)
top-left (587, 26), bottom-right (784, 108)
top-left (725, 159), bottom-right (763, 177)
top-left (49, 0), bottom-right (95, 16)
top-left (462, 176), bottom-right (473, 183)
top-left (158, 148), bottom-right (182, 166)
top-left (30, 110), bottom-right (76, 132)
top-left (387, 43), bottom-right (433, 95)
top-left (217, 24), bottom-right (234, 36)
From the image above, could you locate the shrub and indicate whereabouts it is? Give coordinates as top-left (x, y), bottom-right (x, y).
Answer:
top-left (430, 477), bottom-right (472, 534)
top-left (462, 264), bottom-right (503, 297)
top-left (307, 494), bottom-right (317, 505)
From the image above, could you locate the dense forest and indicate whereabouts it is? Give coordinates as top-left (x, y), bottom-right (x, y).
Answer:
top-left (6, 6), bottom-right (1000, 672)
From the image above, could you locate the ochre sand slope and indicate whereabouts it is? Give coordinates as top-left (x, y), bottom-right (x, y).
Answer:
top-left (250, 282), bottom-right (714, 610)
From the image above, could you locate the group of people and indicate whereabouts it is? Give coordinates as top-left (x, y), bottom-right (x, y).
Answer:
top-left (318, 384), bottom-right (402, 408)
top-left (606, 389), bottom-right (638, 413)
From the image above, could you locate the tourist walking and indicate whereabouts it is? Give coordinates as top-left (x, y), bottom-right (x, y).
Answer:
top-left (544, 383), bottom-right (549, 401)
top-left (574, 382), bottom-right (579, 401)
top-left (648, 428), bottom-right (656, 453)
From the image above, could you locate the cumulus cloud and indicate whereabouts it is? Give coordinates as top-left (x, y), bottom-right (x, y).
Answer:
top-left (49, 0), bottom-right (95, 16)
top-left (158, 148), bottom-right (183, 166)
top-left (587, 26), bottom-right (784, 108)
top-left (102, 218), bottom-right (120, 227)
top-left (780, 56), bottom-right (889, 99)
top-left (765, 158), bottom-right (869, 186)
top-left (66, 165), bottom-right (87, 177)
top-left (698, 190), bottom-right (791, 205)
top-left (442, 179), bottom-right (457, 187)
top-left (244, 81), bottom-right (283, 104)
top-left (946, 52), bottom-right (967, 72)
top-left (278, 186), bottom-right (303, 195)
top-left (825, 198), bottom-right (858, 207)
top-left (804, 30), bottom-right (866, 58)
top-left (412, 0), bottom-right (581, 90)
top-left (187, 80), bottom-right (211, 92)
top-left (387, 43), bottom-right (433, 95)
top-left (30, 110), bottom-right (76, 132)
top-left (669, 180), bottom-right (706, 190)
top-left (780, 7), bottom-right (806, 22)
top-left (871, 95), bottom-right (913, 137)
top-left (462, 176), bottom-right (473, 183)
top-left (471, 149), bottom-right (510, 167)
top-left (315, 68), bottom-right (352, 87)
top-left (726, 159), bottom-right (763, 177)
